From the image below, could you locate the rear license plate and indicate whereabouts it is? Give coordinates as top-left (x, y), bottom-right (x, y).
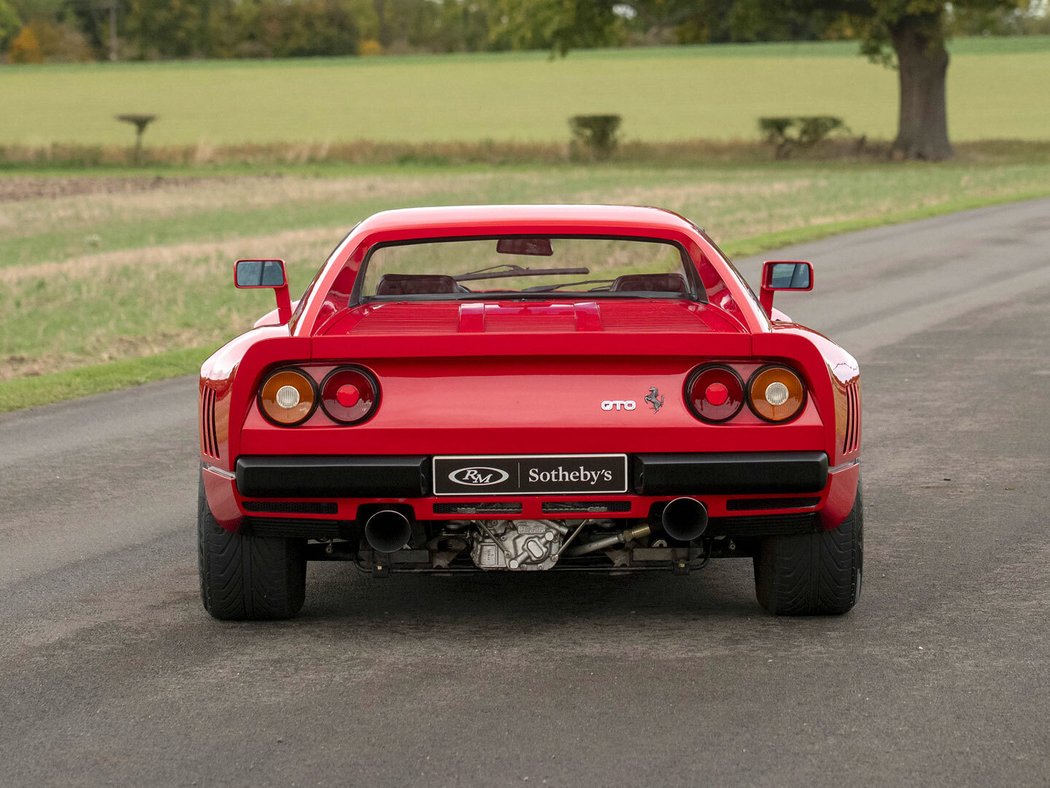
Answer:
top-left (433, 454), bottom-right (628, 496)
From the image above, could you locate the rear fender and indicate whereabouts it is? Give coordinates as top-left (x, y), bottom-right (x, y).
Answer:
top-left (202, 333), bottom-right (313, 470)
top-left (750, 331), bottom-right (848, 465)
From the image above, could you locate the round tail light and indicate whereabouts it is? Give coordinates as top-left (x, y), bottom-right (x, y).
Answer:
top-left (748, 366), bottom-right (805, 422)
top-left (259, 368), bottom-right (317, 426)
top-left (685, 365), bottom-right (744, 423)
top-left (320, 366), bottom-right (379, 424)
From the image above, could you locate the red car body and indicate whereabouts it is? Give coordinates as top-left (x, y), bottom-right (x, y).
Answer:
top-left (197, 205), bottom-right (863, 619)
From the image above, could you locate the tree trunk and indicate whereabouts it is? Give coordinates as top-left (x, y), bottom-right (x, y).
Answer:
top-left (374, 0), bottom-right (390, 47)
top-left (889, 12), bottom-right (953, 161)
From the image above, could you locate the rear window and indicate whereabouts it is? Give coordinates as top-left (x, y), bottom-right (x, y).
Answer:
top-left (357, 236), bottom-right (701, 301)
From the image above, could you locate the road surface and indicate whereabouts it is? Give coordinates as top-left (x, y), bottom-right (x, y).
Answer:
top-left (2, 199), bottom-right (1048, 786)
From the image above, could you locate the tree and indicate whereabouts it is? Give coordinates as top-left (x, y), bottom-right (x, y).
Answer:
top-left (7, 23), bottom-right (41, 61)
top-left (62, 0), bottom-right (126, 61)
top-left (256, 0), bottom-right (361, 57)
top-left (879, 3), bottom-right (954, 160)
top-left (7, 16), bottom-right (92, 61)
top-left (770, 0), bottom-right (1026, 160)
top-left (486, 0), bottom-right (625, 53)
top-left (0, 0), bottom-right (21, 52)
top-left (125, 0), bottom-right (203, 58)
top-left (631, 0), bottom-right (837, 45)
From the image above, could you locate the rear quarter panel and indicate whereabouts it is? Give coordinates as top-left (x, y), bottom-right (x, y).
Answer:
top-left (756, 323), bottom-right (862, 525)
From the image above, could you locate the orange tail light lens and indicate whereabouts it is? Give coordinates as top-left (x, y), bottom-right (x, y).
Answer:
top-left (748, 366), bottom-right (805, 422)
top-left (259, 368), bottom-right (317, 426)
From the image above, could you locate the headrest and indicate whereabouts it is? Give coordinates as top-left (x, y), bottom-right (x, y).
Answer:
top-left (610, 273), bottom-right (687, 293)
top-left (376, 274), bottom-right (459, 296)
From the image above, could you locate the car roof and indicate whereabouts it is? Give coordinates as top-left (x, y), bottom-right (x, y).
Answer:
top-left (352, 204), bottom-right (702, 237)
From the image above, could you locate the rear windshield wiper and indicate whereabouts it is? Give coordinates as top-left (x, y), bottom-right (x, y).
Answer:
top-left (454, 264), bottom-right (589, 283)
top-left (453, 291), bottom-right (653, 300)
top-left (522, 278), bottom-right (616, 293)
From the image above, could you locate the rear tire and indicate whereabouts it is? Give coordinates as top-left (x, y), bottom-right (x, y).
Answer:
top-left (197, 478), bottom-right (306, 620)
top-left (753, 482), bottom-right (863, 616)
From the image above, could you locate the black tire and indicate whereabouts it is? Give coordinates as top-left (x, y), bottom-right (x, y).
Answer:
top-left (753, 482), bottom-right (863, 616)
top-left (197, 477), bottom-right (306, 620)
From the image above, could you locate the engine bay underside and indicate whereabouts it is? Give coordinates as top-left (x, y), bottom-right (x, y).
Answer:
top-left (244, 497), bottom-right (823, 575)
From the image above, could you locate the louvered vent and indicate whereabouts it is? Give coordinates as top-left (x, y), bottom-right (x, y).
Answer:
top-left (433, 502), bottom-right (522, 515)
top-left (842, 381), bottom-right (860, 454)
top-left (243, 501), bottom-right (338, 514)
top-left (542, 501), bottom-right (632, 514)
top-left (202, 388), bottom-right (219, 458)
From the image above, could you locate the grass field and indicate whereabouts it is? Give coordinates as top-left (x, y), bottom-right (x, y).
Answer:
top-left (4, 36), bottom-right (1050, 148)
top-left (3, 159), bottom-right (1050, 412)
top-left (3, 36), bottom-right (1049, 410)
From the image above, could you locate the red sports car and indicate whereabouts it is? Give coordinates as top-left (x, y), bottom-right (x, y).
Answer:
top-left (198, 205), bottom-right (862, 619)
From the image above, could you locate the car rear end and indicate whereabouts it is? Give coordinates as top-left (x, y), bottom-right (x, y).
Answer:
top-left (201, 308), bottom-right (858, 578)
top-left (198, 208), bottom-right (862, 619)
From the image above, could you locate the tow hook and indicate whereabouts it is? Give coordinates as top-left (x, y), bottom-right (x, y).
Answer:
top-left (370, 552), bottom-right (391, 578)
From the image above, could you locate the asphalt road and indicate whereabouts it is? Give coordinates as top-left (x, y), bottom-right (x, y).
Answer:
top-left (2, 199), bottom-right (1049, 787)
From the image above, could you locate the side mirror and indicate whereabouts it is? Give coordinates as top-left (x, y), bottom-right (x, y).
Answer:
top-left (234, 259), bottom-right (292, 324)
top-left (759, 260), bottom-right (813, 317)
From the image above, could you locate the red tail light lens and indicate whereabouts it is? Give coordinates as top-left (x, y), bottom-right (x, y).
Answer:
top-left (686, 365), bottom-right (744, 423)
top-left (259, 368), bottom-right (317, 426)
top-left (320, 366), bottom-right (380, 424)
top-left (748, 365), bottom-right (805, 422)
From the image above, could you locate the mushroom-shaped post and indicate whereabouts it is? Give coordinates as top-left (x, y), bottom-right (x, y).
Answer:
top-left (115, 114), bottom-right (158, 165)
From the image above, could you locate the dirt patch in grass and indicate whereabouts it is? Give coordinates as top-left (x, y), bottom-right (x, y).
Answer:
top-left (3, 354), bottom-right (51, 379)
top-left (0, 171), bottom-right (514, 244)
top-left (0, 225), bottom-right (343, 286)
top-left (3, 139), bottom-right (1050, 171)
top-left (0, 174), bottom-right (262, 202)
top-left (580, 178), bottom-right (819, 211)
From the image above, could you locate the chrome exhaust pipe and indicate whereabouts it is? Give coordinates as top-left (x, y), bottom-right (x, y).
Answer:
top-left (364, 509), bottom-right (413, 553)
top-left (661, 497), bottom-right (708, 542)
top-left (566, 524), bottom-right (651, 557)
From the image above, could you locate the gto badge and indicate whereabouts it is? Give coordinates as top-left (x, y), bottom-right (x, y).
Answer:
top-left (449, 467), bottom-right (511, 486)
top-left (601, 400), bottom-right (637, 411)
top-left (644, 386), bottom-right (665, 413)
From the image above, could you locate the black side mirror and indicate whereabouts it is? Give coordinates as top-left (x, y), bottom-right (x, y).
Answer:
top-left (234, 259), bottom-right (292, 324)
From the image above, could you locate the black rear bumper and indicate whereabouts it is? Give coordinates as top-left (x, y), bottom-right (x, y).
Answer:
top-left (632, 452), bottom-right (828, 495)
top-left (235, 451), bottom-right (828, 499)
top-left (236, 455), bottom-right (428, 498)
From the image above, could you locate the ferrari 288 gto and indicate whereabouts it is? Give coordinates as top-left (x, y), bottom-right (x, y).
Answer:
top-left (198, 205), bottom-right (862, 619)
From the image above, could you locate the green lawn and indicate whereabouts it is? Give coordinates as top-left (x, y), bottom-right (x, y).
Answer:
top-left (3, 36), bottom-right (1049, 147)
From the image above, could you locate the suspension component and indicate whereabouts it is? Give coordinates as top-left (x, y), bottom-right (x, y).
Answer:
top-left (565, 524), bottom-right (651, 557)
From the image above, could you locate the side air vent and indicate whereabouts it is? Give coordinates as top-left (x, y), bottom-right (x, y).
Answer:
top-left (726, 497), bottom-right (821, 512)
top-left (201, 387), bottom-right (219, 458)
top-left (244, 518), bottom-right (346, 539)
top-left (542, 501), bottom-right (632, 514)
top-left (243, 501), bottom-right (338, 514)
top-left (433, 502), bottom-right (522, 515)
top-left (843, 381), bottom-right (861, 455)
top-left (707, 513), bottom-right (820, 537)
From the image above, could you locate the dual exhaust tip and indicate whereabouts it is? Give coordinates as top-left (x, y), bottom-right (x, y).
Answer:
top-left (364, 497), bottom-right (709, 553)
top-left (661, 497), bottom-right (709, 542)
top-left (364, 509), bottom-right (413, 553)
